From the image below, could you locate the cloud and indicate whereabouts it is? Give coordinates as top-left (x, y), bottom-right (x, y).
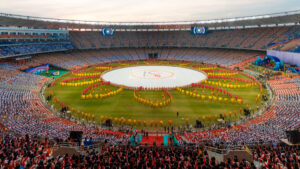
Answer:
top-left (0, 0), bottom-right (299, 22)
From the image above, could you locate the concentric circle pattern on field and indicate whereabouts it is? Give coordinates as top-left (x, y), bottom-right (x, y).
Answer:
top-left (101, 66), bottom-right (207, 88)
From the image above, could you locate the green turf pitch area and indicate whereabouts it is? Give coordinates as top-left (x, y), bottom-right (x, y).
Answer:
top-left (45, 61), bottom-right (267, 129)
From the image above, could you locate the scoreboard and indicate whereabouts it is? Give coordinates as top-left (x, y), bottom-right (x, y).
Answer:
top-left (102, 28), bottom-right (114, 36)
top-left (191, 27), bottom-right (207, 35)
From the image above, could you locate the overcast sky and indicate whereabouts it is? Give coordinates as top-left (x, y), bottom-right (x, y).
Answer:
top-left (0, 0), bottom-right (300, 22)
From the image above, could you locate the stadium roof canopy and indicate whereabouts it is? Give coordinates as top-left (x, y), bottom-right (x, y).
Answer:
top-left (0, 10), bottom-right (300, 30)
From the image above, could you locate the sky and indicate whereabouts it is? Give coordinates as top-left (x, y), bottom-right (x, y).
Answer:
top-left (0, 0), bottom-right (300, 22)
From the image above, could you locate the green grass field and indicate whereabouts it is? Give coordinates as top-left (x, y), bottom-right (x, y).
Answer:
top-left (45, 61), bottom-right (267, 129)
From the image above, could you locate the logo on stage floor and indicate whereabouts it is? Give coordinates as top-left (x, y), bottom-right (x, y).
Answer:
top-left (131, 69), bottom-right (175, 79)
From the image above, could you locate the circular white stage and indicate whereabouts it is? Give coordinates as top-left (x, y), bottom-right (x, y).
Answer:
top-left (101, 66), bottom-right (207, 89)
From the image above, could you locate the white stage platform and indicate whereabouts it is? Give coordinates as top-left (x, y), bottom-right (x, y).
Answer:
top-left (101, 66), bottom-right (207, 89)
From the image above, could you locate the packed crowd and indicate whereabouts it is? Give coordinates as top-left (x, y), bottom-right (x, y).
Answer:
top-left (285, 78), bottom-right (300, 90)
top-left (184, 75), bottom-right (300, 146)
top-left (0, 43), bottom-right (73, 57)
top-left (0, 55), bottom-right (299, 147)
top-left (0, 22), bottom-right (299, 168)
top-left (0, 134), bottom-right (299, 169)
top-left (0, 50), bottom-right (298, 168)
top-left (0, 67), bottom-right (130, 143)
top-left (0, 33), bottom-right (69, 40)
top-left (61, 48), bottom-right (260, 69)
top-left (253, 143), bottom-right (299, 169)
top-left (0, 68), bottom-right (20, 83)
top-left (0, 73), bottom-right (46, 89)
top-left (0, 88), bottom-right (130, 143)
top-left (0, 63), bottom-right (16, 70)
top-left (0, 48), bottom-right (260, 71)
